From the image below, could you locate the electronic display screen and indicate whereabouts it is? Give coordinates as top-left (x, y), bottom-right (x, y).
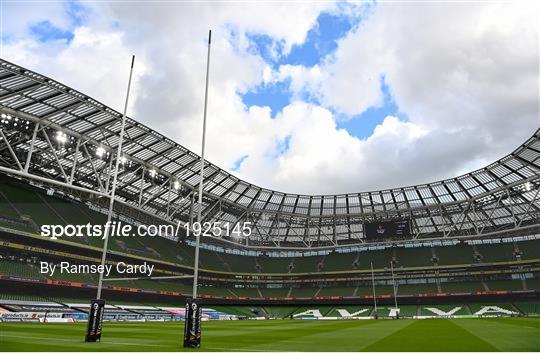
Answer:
top-left (364, 219), bottom-right (411, 239)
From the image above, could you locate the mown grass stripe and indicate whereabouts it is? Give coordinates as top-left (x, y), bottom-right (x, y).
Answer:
top-left (0, 318), bottom-right (537, 352)
top-left (362, 319), bottom-right (498, 352)
top-left (452, 317), bottom-right (540, 352)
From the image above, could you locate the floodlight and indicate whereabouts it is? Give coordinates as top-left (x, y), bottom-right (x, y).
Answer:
top-left (96, 146), bottom-right (106, 158)
top-left (149, 169), bottom-right (157, 178)
top-left (55, 131), bottom-right (68, 144)
top-left (173, 180), bottom-right (180, 190)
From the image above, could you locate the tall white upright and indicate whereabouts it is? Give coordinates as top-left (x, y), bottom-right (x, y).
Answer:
top-left (192, 30), bottom-right (212, 299)
top-left (370, 261), bottom-right (377, 314)
top-left (390, 260), bottom-right (398, 311)
top-left (96, 55), bottom-right (135, 300)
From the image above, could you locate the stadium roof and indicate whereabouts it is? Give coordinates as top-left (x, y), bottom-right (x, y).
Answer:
top-left (1, 58), bottom-right (539, 249)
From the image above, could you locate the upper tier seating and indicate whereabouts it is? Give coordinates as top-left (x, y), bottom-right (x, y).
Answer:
top-left (474, 243), bottom-right (515, 262)
top-left (0, 181), bottom-right (538, 280)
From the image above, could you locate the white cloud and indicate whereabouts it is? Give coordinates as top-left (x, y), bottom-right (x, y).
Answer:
top-left (317, 1), bottom-right (539, 144)
top-left (3, 1), bottom-right (538, 195)
top-left (1, 1), bottom-right (73, 40)
top-left (3, 26), bottom-right (144, 113)
top-left (275, 64), bottom-right (324, 100)
top-left (269, 1), bottom-right (539, 191)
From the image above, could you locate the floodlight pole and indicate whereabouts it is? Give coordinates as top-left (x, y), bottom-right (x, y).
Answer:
top-left (370, 261), bottom-right (377, 314)
top-left (192, 30), bottom-right (212, 299)
top-left (96, 55), bottom-right (135, 300)
top-left (390, 260), bottom-right (398, 310)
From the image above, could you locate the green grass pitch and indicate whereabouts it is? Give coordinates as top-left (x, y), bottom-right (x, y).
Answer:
top-left (1, 318), bottom-right (539, 351)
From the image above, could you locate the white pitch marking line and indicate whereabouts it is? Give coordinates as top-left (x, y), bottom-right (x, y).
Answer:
top-left (2, 334), bottom-right (171, 347)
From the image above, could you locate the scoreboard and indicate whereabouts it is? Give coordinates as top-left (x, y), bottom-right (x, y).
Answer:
top-left (364, 219), bottom-right (411, 239)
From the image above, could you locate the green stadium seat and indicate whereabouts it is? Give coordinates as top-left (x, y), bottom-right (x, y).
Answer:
top-left (467, 303), bottom-right (519, 316)
top-left (260, 287), bottom-right (291, 298)
top-left (262, 306), bottom-right (298, 318)
top-left (290, 287), bottom-right (318, 298)
top-left (525, 277), bottom-right (540, 290)
top-left (433, 244), bottom-right (475, 265)
top-left (326, 306), bottom-right (374, 317)
top-left (229, 287), bottom-right (261, 298)
top-left (396, 305), bottom-right (418, 317)
top-left (518, 240), bottom-right (540, 260)
top-left (398, 283), bottom-right (438, 295)
top-left (419, 304), bottom-right (471, 316)
top-left (441, 281), bottom-right (484, 293)
top-left (475, 243), bottom-right (515, 262)
top-left (317, 286), bottom-right (355, 297)
top-left (484, 279), bottom-right (523, 291)
top-left (512, 302), bottom-right (540, 316)
top-left (394, 247), bottom-right (434, 268)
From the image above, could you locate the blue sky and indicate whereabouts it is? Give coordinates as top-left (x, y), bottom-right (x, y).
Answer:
top-left (30, 20), bottom-right (74, 42)
top-left (26, 2), bottom-right (398, 141)
top-left (241, 9), bottom-right (399, 139)
top-left (26, 1), bottom-right (85, 43)
top-left (336, 76), bottom-right (403, 139)
top-left (246, 12), bottom-right (353, 69)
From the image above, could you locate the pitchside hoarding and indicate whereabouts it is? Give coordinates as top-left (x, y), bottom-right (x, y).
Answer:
top-left (85, 299), bottom-right (105, 342)
top-left (183, 298), bottom-right (202, 348)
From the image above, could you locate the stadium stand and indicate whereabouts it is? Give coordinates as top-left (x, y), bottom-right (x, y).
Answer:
top-left (325, 306), bottom-right (374, 317)
top-left (519, 240), bottom-right (540, 259)
top-left (397, 283), bottom-right (438, 295)
top-left (317, 286), bottom-right (356, 297)
top-left (263, 306), bottom-right (298, 318)
top-left (466, 303), bottom-right (520, 315)
top-left (229, 287), bottom-right (262, 298)
top-left (318, 252), bottom-right (358, 271)
top-left (290, 255), bottom-right (324, 273)
top-left (260, 287), bottom-right (291, 298)
top-left (394, 246), bottom-right (434, 267)
top-left (526, 277), bottom-right (540, 289)
top-left (418, 304), bottom-right (471, 316)
top-left (513, 301), bottom-right (540, 316)
top-left (474, 243), bottom-right (516, 262)
top-left (256, 256), bottom-right (296, 273)
top-left (433, 244), bottom-right (476, 265)
top-left (0, 59), bottom-right (539, 321)
top-left (1, 179), bottom-right (539, 269)
top-left (395, 305), bottom-right (418, 317)
top-left (358, 248), bottom-right (396, 269)
top-left (440, 281), bottom-right (485, 293)
top-left (485, 279), bottom-right (524, 291)
top-left (289, 287), bottom-right (318, 298)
